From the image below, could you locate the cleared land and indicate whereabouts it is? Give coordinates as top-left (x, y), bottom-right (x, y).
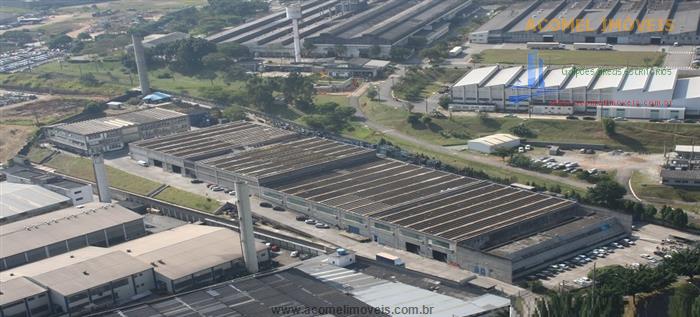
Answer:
top-left (0, 98), bottom-right (89, 125)
top-left (0, 125), bottom-right (35, 162)
top-left (0, 61), bottom-right (244, 97)
top-left (476, 49), bottom-right (665, 66)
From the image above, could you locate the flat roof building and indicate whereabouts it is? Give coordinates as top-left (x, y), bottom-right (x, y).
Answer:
top-left (0, 182), bottom-right (72, 224)
top-left (0, 247), bottom-right (155, 316)
top-left (112, 224), bottom-right (269, 293)
top-left (0, 202), bottom-right (145, 270)
top-left (2, 166), bottom-right (94, 207)
top-left (0, 277), bottom-right (50, 317)
top-left (47, 107), bottom-right (190, 155)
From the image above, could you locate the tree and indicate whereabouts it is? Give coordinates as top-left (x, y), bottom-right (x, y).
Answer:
top-left (302, 40), bottom-right (316, 56)
top-left (222, 65), bottom-right (248, 84)
top-left (390, 46), bottom-right (411, 62)
top-left (509, 123), bottom-right (536, 137)
top-left (1, 30), bottom-right (34, 45)
top-left (244, 77), bottom-right (275, 111)
top-left (438, 95), bottom-right (451, 110)
top-left (420, 115), bottom-right (432, 126)
top-left (48, 35), bottom-right (73, 49)
top-left (281, 72), bottom-right (314, 107)
top-left (691, 297), bottom-right (700, 317)
top-left (367, 86), bottom-right (378, 101)
top-left (82, 102), bottom-right (106, 114)
top-left (79, 73), bottom-right (100, 87)
top-left (642, 204), bottom-right (657, 221)
top-left (602, 118), bottom-right (616, 136)
top-left (406, 113), bottom-right (421, 125)
top-left (77, 32), bottom-right (92, 41)
top-left (663, 246), bottom-right (700, 279)
top-left (493, 147), bottom-right (514, 162)
top-left (669, 283), bottom-right (700, 317)
top-left (169, 38), bottom-right (217, 75)
top-left (222, 106), bottom-right (247, 121)
top-left (218, 42), bottom-right (251, 60)
top-left (202, 52), bottom-right (230, 70)
top-left (586, 179), bottom-right (626, 207)
top-left (369, 44), bottom-right (382, 58)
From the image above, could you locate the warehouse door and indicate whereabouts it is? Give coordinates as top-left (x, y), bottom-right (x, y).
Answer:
top-left (153, 160), bottom-right (163, 168)
top-left (432, 250), bottom-right (447, 262)
top-left (650, 37), bottom-right (662, 45)
top-left (542, 35), bottom-right (554, 42)
top-left (585, 36), bottom-right (595, 43)
top-left (606, 37), bottom-right (618, 44)
top-left (347, 226), bottom-right (360, 234)
top-left (172, 165), bottom-right (182, 174)
top-left (405, 242), bottom-right (420, 254)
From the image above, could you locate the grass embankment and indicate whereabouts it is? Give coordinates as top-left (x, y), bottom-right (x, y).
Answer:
top-left (475, 49), bottom-right (666, 67)
top-left (153, 187), bottom-right (220, 213)
top-left (394, 67), bottom-right (464, 101)
top-left (0, 60), bottom-right (244, 96)
top-left (27, 148), bottom-right (221, 212)
top-left (630, 171), bottom-right (700, 213)
top-left (361, 101), bottom-right (700, 153)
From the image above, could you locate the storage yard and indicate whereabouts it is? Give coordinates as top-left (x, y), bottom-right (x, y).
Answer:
top-left (470, 0), bottom-right (700, 45)
top-left (129, 121), bottom-right (633, 283)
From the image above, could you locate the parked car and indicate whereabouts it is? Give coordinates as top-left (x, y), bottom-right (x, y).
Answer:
top-left (305, 219), bottom-right (317, 225)
top-left (273, 206), bottom-right (285, 212)
top-left (270, 244), bottom-right (280, 252)
top-left (212, 187), bottom-right (224, 192)
top-left (190, 179), bottom-right (203, 184)
top-left (315, 222), bottom-right (330, 229)
top-left (260, 202), bottom-right (273, 208)
top-left (296, 215), bottom-right (308, 221)
top-left (290, 251), bottom-right (299, 257)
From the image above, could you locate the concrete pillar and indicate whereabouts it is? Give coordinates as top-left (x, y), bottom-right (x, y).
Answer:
top-left (131, 34), bottom-right (151, 95)
top-left (234, 182), bottom-right (259, 273)
top-left (91, 154), bottom-right (111, 203)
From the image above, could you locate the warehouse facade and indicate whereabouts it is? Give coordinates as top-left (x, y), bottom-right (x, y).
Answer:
top-left (450, 65), bottom-right (700, 119)
top-left (47, 108), bottom-right (189, 155)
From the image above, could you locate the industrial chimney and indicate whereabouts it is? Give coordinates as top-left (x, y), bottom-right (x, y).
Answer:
top-left (91, 154), bottom-right (112, 203)
top-left (286, 4), bottom-right (303, 63)
top-left (131, 34), bottom-right (151, 95)
top-left (234, 181), bottom-right (259, 273)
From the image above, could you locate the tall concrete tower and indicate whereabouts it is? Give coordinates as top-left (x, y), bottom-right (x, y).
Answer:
top-left (234, 181), bottom-right (259, 273)
top-left (131, 34), bottom-right (151, 95)
top-left (286, 4), bottom-right (303, 63)
top-left (91, 154), bottom-right (112, 203)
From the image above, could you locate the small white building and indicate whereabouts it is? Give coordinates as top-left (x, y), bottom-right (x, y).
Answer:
top-left (328, 248), bottom-right (355, 267)
top-left (532, 105), bottom-right (574, 115)
top-left (467, 134), bottom-right (521, 154)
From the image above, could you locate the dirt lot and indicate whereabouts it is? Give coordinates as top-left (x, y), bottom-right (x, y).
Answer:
top-left (0, 125), bottom-right (36, 162)
top-left (0, 98), bottom-right (93, 125)
top-left (540, 224), bottom-right (700, 289)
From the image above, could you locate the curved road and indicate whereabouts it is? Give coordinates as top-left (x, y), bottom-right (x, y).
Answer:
top-left (350, 76), bottom-right (591, 190)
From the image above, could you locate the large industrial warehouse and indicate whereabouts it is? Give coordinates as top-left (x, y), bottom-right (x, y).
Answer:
top-left (206, 0), bottom-right (474, 58)
top-left (470, 0), bottom-right (700, 45)
top-left (129, 122), bottom-right (631, 282)
top-left (450, 65), bottom-right (700, 119)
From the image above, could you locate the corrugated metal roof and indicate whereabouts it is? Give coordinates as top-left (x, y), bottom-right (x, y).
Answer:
top-left (543, 67), bottom-right (572, 88)
top-left (672, 76), bottom-right (700, 100)
top-left (647, 69), bottom-right (677, 92)
top-left (453, 66), bottom-right (499, 87)
top-left (565, 68), bottom-right (599, 89)
top-left (620, 69), bottom-right (651, 91)
top-left (469, 133), bottom-right (520, 146)
top-left (484, 66), bottom-right (523, 87)
top-left (53, 108), bottom-right (185, 135)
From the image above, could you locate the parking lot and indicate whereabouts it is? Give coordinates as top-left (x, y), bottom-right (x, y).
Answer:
top-left (539, 223), bottom-right (699, 289)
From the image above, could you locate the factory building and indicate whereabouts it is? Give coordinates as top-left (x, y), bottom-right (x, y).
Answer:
top-left (0, 247), bottom-right (155, 316)
top-left (0, 224), bottom-right (271, 316)
top-left (0, 183), bottom-right (72, 224)
top-left (0, 202), bottom-right (146, 270)
top-left (129, 121), bottom-right (297, 177)
top-left (2, 166), bottom-right (93, 206)
top-left (111, 224), bottom-right (269, 293)
top-left (450, 65), bottom-right (700, 119)
top-left (470, 0), bottom-right (700, 45)
top-left (207, 0), bottom-right (473, 58)
top-left (46, 108), bottom-right (189, 155)
top-left (131, 123), bottom-right (630, 282)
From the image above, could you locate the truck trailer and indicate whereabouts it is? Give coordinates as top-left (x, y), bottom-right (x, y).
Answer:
top-left (526, 42), bottom-right (566, 50)
top-left (573, 43), bottom-right (614, 50)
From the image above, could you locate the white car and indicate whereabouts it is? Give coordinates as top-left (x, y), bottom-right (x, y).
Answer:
top-left (518, 147), bottom-right (525, 153)
top-left (525, 145), bottom-right (532, 151)
top-left (290, 251), bottom-right (299, 258)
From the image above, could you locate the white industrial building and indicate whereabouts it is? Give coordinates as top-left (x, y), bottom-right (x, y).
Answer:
top-left (467, 134), bottom-right (521, 154)
top-left (1, 167), bottom-right (93, 207)
top-left (0, 183), bottom-right (72, 224)
top-left (450, 66), bottom-right (700, 119)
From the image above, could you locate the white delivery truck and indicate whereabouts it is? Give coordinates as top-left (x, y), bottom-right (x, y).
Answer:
top-left (449, 46), bottom-right (463, 57)
top-left (573, 43), bottom-right (614, 50)
top-left (526, 42), bottom-right (566, 50)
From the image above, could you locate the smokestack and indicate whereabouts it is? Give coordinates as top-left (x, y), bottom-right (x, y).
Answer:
top-left (286, 4), bottom-right (302, 63)
top-left (131, 34), bottom-right (151, 95)
top-left (91, 154), bottom-right (112, 203)
top-left (234, 181), bottom-right (259, 273)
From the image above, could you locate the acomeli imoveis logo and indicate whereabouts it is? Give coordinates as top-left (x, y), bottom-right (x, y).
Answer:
top-left (508, 50), bottom-right (558, 104)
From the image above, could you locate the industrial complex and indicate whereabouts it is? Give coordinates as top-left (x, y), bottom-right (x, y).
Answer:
top-left (128, 121), bottom-right (632, 282)
top-left (470, 0), bottom-right (700, 45)
top-left (206, 0), bottom-right (474, 58)
top-left (449, 65), bottom-right (700, 119)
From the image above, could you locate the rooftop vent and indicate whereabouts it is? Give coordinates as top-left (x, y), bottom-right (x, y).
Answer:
top-left (83, 271), bottom-right (89, 276)
top-left (126, 249), bottom-right (131, 253)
